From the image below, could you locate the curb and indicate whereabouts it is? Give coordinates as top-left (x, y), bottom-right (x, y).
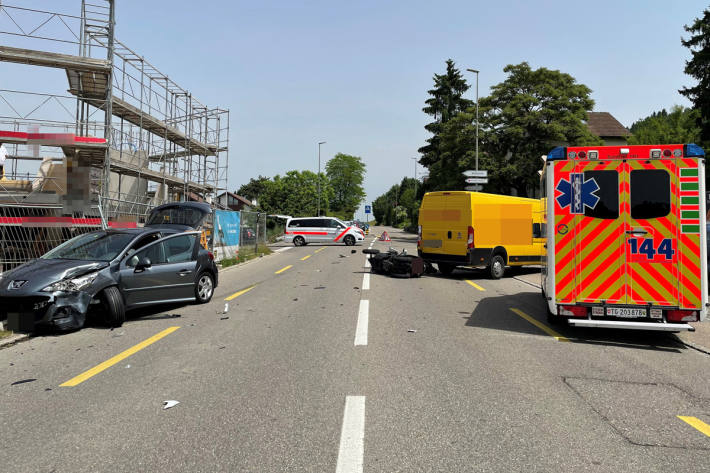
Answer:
top-left (0, 333), bottom-right (30, 350)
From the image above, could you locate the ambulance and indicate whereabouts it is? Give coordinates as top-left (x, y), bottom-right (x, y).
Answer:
top-left (542, 144), bottom-right (707, 331)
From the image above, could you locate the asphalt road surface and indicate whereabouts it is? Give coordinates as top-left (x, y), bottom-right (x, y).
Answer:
top-left (1, 226), bottom-right (709, 472)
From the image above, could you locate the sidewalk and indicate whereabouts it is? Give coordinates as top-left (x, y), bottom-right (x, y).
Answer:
top-left (513, 271), bottom-right (710, 353)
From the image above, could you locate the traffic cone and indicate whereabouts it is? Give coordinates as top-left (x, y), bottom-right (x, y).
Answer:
top-left (379, 231), bottom-right (391, 242)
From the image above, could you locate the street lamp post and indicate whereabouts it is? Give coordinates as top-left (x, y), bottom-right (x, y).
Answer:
top-left (317, 141), bottom-right (325, 216)
top-left (466, 68), bottom-right (479, 171)
top-left (411, 157), bottom-right (418, 197)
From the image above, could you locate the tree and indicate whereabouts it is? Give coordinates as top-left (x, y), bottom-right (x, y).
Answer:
top-left (325, 153), bottom-right (366, 219)
top-left (236, 176), bottom-right (271, 205)
top-left (680, 8), bottom-right (710, 143)
top-left (628, 106), bottom-right (701, 145)
top-left (418, 59), bottom-right (473, 171)
top-left (479, 62), bottom-right (601, 196)
top-left (257, 170), bottom-right (333, 217)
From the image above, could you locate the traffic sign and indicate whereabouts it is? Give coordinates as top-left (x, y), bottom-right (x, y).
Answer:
top-left (465, 177), bottom-right (488, 184)
top-left (364, 205), bottom-right (371, 214)
top-left (465, 185), bottom-right (483, 191)
top-left (463, 170), bottom-right (488, 178)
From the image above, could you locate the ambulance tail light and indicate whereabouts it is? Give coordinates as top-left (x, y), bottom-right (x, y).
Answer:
top-left (467, 226), bottom-right (474, 249)
top-left (559, 305), bottom-right (587, 317)
top-left (650, 149), bottom-right (662, 159)
top-left (666, 310), bottom-right (698, 323)
top-left (588, 150), bottom-right (599, 160)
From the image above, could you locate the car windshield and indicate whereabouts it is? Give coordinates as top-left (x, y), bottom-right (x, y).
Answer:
top-left (146, 207), bottom-right (207, 228)
top-left (41, 231), bottom-right (135, 261)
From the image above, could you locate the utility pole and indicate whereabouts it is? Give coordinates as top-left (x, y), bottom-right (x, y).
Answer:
top-left (317, 141), bottom-right (325, 216)
top-left (466, 68), bottom-right (479, 170)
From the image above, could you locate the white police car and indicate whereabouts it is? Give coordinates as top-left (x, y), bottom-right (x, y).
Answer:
top-left (284, 217), bottom-right (365, 246)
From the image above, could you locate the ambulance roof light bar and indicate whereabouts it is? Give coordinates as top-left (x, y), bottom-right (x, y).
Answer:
top-left (684, 143), bottom-right (705, 157)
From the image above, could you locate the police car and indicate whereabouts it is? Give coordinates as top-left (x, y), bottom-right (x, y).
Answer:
top-left (284, 217), bottom-right (365, 246)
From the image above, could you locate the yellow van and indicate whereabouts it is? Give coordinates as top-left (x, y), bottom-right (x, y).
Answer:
top-left (417, 191), bottom-right (544, 278)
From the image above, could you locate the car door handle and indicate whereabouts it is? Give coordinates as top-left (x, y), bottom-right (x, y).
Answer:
top-left (178, 270), bottom-right (193, 276)
top-left (626, 229), bottom-right (648, 235)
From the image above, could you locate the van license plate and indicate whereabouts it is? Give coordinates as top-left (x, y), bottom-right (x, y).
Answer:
top-left (606, 307), bottom-right (646, 318)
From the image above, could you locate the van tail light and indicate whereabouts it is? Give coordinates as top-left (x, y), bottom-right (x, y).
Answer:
top-left (417, 225), bottom-right (422, 247)
top-left (667, 310), bottom-right (698, 323)
top-left (467, 226), bottom-right (474, 249)
top-left (208, 251), bottom-right (214, 261)
top-left (559, 305), bottom-right (587, 317)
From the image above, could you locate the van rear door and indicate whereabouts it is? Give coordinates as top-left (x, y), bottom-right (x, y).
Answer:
top-left (441, 192), bottom-right (470, 256)
top-left (572, 160), bottom-right (626, 305)
top-left (419, 193), bottom-right (447, 254)
top-left (624, 159), bottom-right (679, 307)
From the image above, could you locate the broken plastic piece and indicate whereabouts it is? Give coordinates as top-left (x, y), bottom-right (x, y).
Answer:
top-left (220, 316), bottom-right (229, 320)
top-left (11, 378), bottom-right (36, 385)
top-left (407, 329), bottom-right (417, 333)
top-left (223, 303), bottom-right (229, 314)
top-left (163, 400), bottom-right (179, 410)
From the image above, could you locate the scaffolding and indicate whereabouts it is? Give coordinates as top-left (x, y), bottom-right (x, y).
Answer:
top-left (0, 1), bottom-right (230, 207)
top-left (0, 1), bottom-right (230, 271)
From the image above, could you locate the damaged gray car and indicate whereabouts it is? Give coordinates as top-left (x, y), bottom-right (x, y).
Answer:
top-left (0, 228), bottom-right (218, 332)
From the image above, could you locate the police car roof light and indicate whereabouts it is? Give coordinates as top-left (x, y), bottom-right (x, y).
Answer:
top-left (547, 146), bottom-right (566, 161)
top-left (684, 143), bottom-right (705, 157)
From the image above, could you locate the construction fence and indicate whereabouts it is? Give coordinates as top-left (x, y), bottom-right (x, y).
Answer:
top-left (0, 202), bottom-right (270, 272)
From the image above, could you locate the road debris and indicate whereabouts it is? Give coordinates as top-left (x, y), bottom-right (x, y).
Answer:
top-left (111, 331), bottom-right (125, 338)
top-left (163, 400), bottom-right (179, 410)
top-left (314, 286), bottom-right (326, 290)
top-left (223, 303), bottom-right (229, 314)
top-left (11, 378), bottom-right (36, 386)
top-left (126, 364), bottom-right (131, 368)
top-left (351, 249), bottom-right (357, 254)
top-left (293, 298), bottom-right (298, 301)
top-left (220, 316), bottom-right (229, 320)
top-left (170, 313), bottom-right (182, 318)
top-left (407, 329), bottom-right (417, 333)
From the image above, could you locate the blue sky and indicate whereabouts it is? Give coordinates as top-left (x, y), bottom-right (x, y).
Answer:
top-left (3, 0), bottom-right (708, 218)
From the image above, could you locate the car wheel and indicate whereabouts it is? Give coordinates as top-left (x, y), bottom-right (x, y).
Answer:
top-left (438, 262), bottom-right (455, 275)
top-left (489, 255), bottom-right (505, 279)
top-left (293, 236), bottom-right (306, 247)
top-left (101, 286), bottom-right (125, 327)
top-left (195, 272), bottom-right (214, 303)
top-left (344, 235), bottom-right (356, 246)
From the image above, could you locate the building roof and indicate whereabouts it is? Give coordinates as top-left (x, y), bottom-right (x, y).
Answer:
top-left (218, 191), bottom-right (253, 207)
top-left (586, 112), bottom-right (631, 138)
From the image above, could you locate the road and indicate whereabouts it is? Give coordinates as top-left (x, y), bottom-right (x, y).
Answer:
top-left (1, 226), bottom-right (709, 472)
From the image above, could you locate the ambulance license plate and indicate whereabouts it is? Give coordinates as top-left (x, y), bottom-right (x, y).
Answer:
top-left (606, 307), bottom-right (646, 318)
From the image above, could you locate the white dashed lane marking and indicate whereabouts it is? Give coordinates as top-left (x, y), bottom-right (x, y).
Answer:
top-left (362, 273), bottom-right (370, 290)
top-left (335, 396), bottom-right (366, 473)
top-left (354, 300), bottom-right (369, 346)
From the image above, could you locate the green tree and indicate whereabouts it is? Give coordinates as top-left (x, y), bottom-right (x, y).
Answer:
top-left (479, 62), bottom-right (601, 196)
top-left (418, 59), bottom-right (473, 171)
top-left (325, 153), bottom-right (367, 219)
top-left (257, 170), bottom-right (333, 217)
top-left (628, 106), bottom-right (701, 145)
top-left (236, 175), bottom-right (271, 205)
top-left (680, 8), bottom-right (710, 143)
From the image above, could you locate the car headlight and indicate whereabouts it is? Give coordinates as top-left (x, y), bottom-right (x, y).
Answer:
top-left (42, 271), bottom-right (99, 293)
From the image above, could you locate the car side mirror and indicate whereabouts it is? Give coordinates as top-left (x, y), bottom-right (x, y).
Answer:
top-left (134, 256), bottom-right (152, 272)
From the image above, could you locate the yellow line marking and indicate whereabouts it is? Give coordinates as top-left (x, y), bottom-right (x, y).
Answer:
top-left (465, 280), bottom-right (485, 291)
top-left (314, 247), bottom-right (326, 253)
top-left (275, 265), bottom-right (292, 274)
top-left (301, 254), bottom-right (312, 261)
top-left (60, 326), bottom-right (180, 387)
top-left (225, 285), bottom-right (256, 301)
top-left (509, 308), bottom-right (569, 342)
top-left (678, 416), bottom-right (710, 437)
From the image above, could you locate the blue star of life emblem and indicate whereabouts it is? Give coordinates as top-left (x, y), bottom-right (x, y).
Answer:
top-left (556, 173), bottom-right (600, 214)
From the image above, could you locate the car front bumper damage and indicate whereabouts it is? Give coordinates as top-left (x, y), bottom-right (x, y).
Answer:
top-left (4, 291), bottom-right (92, 332)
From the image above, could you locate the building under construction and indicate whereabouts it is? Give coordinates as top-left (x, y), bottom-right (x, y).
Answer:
top-left (0, 1), bottom-right (230, 271)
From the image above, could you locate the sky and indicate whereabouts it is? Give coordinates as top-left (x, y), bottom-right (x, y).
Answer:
top-left (2, 0), bottom-right (708, 219)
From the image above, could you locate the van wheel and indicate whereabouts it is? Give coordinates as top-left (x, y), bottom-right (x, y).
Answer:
top-left (438, 262), bottom-right (455, 275)
top-left (344, 235), bottom-right (356, 246)
top-left (489, 255), bottom-right (505, 279)
top-left (101, 286), bottom-right (125, 327)
top-left (293, 236), bottom-right (306, 247)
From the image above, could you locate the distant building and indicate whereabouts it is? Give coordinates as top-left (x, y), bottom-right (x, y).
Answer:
top-left (217, 191), bottom-right (254, 211)
top-left (585, 112), bottom-right (632, 146)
